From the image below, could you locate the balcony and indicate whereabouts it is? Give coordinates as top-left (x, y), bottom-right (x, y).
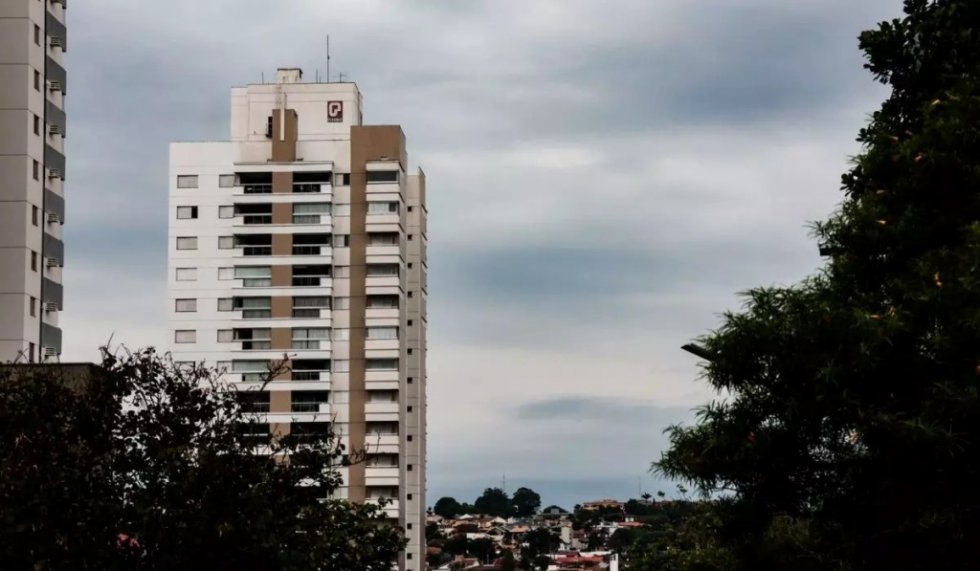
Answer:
top-left (366, 245), bottom-right (400, 258)
top-left (293, 214), bottom-right (325, 225)
top-left (292, 245), bottom-right (325, 256)
top-left (292, 340), bottom-right (326, 351)
top-left (243, 184), bottom-right (272, 194)
top-left (365, 307), bottom-right (399, 321)
top-left (242, 246), bottom-right (272, 257)
top-left (290, 402), bottom-right (329, 414)
top-left (293, 183), bottom-right (322, 193)
top-left (365, 467), bottom-right (401, 486)
top-left (365, 276), bottom-right (400, 289)
top-left (366, 339), bottom-right (400, 352)
top-left (365, 370), bottom-right (400, 383)
top-left (292, 371), bottom-right (330, 382)
top-left (242, 214), bottom-right (272, 225)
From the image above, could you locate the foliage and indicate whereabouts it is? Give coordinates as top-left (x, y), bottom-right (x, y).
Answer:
top-left (474, 487), bottom-right (514, 518)
top-left (500, 549), bottom-right (517, 571)
top-left (0, 349), bottom-right (404, 570)
top-left (434, 496), bottom-right (463, 519)
top-left (511, 487), bottom-right (542, 517)
top-left (654, 1), bottom-right (980, 569)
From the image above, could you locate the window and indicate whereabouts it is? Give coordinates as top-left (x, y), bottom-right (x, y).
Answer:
top-left (218, 236), bottom-right (236, 250)
top-left (29, 296), bottom-right (36, 317)
top-left (218, 205), bottom-right (235, 219)
top-left (31, 205), bottom-right (38, 226)
top-left (407, 320), bottom-right (413, 326)
top-left (332, 204), bottom-right (351, 217)
top-left (217, 330), bottom-right (233, 342)
top-left (176, 175), bottom-right (199, 188)
top-left (292, 328), bottom-right (330, 350)
top-left (176, 237), bottom-right (198, 250)
top-left (367, 295), bottom-right (398, 309)
top-left (175, 267), bottom-right (197, 281)
top-left (176, 206), bottom-right (198, 219)
top-left (293, 202), bottom-right (330, 224)
top-left (408, 291), bottom-right (414, 298)
top-left (33, 114), bottom-right (40, 135)
top-left (293, 296), bottom-right (330, 318)
top-left (238, 297), bottom-right (272, 319)
top-left (407, 493), bottom-right (413, 501)
top-left (407, 406), bottom-right (413, 412)
top-left (332, 359), bottom-right (349, 373)
top-left (407, 434), bottom-right (413, 442)
top-left (408, 234), bottom-right (414, 241)
top-left (367, 170), bottom-right (399, 184)
top-left (30, 251), bottom-right (37, 272)
top-left (28, 342), bottom-right (35, 363)
top-left (367, 202), bottom-right (398, 215)
top-left (219, 174), bottom-right (236, 188)
top-left (332, 234), bottom-right (350, 248)
top-left (407, 348), bottom-right (413, 355)
top-left (34, 70), bottom-right (40, 91)
top-left (174, 330), bottom-right (197, 344)
top-left (367, 327), bottom-right (398, 340)
top-left (175, 299), bottom-right (197, 312)
top-left (291, 391), bottom-right (330, 413)
top-left (32, 160), bottom-right (39, 180)
top-left (407, 377), bottom-right (413, 384)
top-left (235, 266), bottom-right (271, 287)
top-left (335, 173), bottom-right (351, 186)
top-left (236, 328), bottom-right (271, 350)
top-left (34, 24), bottom-right (40, 45)
top-left (407, 206), bottom-right (413, 212)
top-left (218, 267), bottom-right (234, 280)
top-left (367, 264), bottom-right (399, 277)
top-left (366, 358), bottom-right (398, 371)
top-left (368, 232), bottom-right (399, 246)
top-left (217, 298), bottom-right (234, 311)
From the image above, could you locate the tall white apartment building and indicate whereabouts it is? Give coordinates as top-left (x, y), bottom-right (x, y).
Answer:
top-left (167, 68), bottom-right (427, 569)
top-left (0, 0), bottom-right (68, 362)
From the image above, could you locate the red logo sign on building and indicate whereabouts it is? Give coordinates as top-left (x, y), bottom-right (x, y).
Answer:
top-left (327, 101), bottom-right (344, 122)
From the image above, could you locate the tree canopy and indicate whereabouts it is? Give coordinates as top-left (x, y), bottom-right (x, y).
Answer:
top-left (511, 487), bottom-right (542, 517)
top-left (433, 496), bottom-right (463, 519)
top-left (474, 487), bottom-right (513, 518)
top-left (655, 1), bottom-right (980, 568)
top-left (0, 350), bottom-right (404, 570)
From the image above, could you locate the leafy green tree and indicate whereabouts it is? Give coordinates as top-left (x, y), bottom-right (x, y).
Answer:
top-left (474, 487), bottom-right (513, 518)
top-left (655, 1), bottom-right (980, 569)
top-left (469, 538), bottom-right (497, 563)
top-left (511, 487), bottom-right (542, 517)
top-left (434, 496), bottom-right (463, 519)
top-left (0, 349), bottom-right (404, 570)
top-left (522, 527), bottom-right (559, 560)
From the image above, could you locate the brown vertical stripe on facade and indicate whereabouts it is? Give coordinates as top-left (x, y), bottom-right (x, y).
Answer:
top-left (271, 296), bottom-right (292, 318)
top-left (272, 170), bottom-right (293, 194)
top-left (271, 109), bottom-right (298, 162)
top-left (270, 328), bottom-right (292, 350)
top-left (272, 233), bottom-right (291, 256)
top-left (272, 202), bottom-right (292, 224)
top-left (270, 390), bottom-right (291, 413)
top-left (348, 125), bottom-right (407, 504)
top-left (270, 422), bottom-right (291, 437)
top-left (271, 265), bottom-right (291, 287)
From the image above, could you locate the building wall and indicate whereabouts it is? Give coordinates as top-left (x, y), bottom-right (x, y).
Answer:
top-left (167, 71), bottom-right (426, 569)
top-left (0, 0), bottom-right (67, 362)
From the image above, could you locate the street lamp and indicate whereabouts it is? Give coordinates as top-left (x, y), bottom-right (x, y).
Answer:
top-left (680, 343), bottom-right (713, 361)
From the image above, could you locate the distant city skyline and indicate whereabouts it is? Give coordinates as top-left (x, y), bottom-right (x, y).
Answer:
top-left (57, 0), bottom-right (902, 509)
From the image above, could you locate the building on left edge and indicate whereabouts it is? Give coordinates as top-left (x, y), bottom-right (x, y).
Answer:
top-left (0, 0), bottom-right (67, 362)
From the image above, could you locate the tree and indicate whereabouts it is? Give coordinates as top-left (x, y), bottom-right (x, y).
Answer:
top-left (474, 487), bottom-right (513, 518)
top-left (522, 528), bottom-right (559, 560)
top-left (434, 496), bottom-right (463, 519)
top-left (655, 1), bottom-right (980, 569)
top-left (500, 549), bottom-right (517, 571)
top-left (0, 349), bottom-right (404, 570)
top-left (468, 538), bottom-right (496, 563)
top-left (511, 487), bottom-right (542, 517)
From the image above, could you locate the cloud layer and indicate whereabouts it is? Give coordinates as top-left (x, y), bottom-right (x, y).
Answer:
top-left (62, 0), bottom-right (902, 507)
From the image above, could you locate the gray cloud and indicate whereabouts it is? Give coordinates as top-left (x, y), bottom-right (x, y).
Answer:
top-left (60, 0), bottom-right (907, 506)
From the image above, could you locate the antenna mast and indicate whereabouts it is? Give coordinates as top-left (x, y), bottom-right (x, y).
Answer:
top-left (326, 35), bottom-right (331, 83)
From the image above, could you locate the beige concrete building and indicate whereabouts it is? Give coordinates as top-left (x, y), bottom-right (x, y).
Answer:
top-left (0, 0), bottom-right (67, 363)
top-left (167, 68), bottom-right (427, 569)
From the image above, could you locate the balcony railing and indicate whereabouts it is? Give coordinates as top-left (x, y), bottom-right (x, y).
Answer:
top-left (243, 184), bottom-right (272, 194)
top-left (291, 402), bottom-right (323, 413)
top-left (242, 309), bottom-right (271, 319)
top-left (292, 276), bottom-right (324, 287)
top-left (242, 341), bottom-right (272, 351)
top-left (242, 214), bottom-right (272, 225)
top-left (292, 340), bottom-right (322, 350)
top-left (242, 278), bottom-right (272, 287)
top-left (293, 215), bottom-right (322, 225)
top-left (243, 246), bottom-right (272, 256)
top-left (292, 308), bottom-right (322, 319)
top-left (292, 246), bottom-right (323, 256)
top-left (240, 402), bottom-right (271, 413)
top-left (293, 183), bottom-right (322, 193)
top-left (292, 371), bottom-right (324, 381)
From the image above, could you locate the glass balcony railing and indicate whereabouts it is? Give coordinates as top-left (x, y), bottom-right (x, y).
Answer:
top-left (293, 183), bottom-right (322, 193)
top-left (243, 246), bottom-right (272, 256)
top-left (243, 184), bottom-right (272, 194)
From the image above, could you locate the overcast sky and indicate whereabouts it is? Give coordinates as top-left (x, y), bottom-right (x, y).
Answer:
top-left (60, 0), bottom-right (902, 508)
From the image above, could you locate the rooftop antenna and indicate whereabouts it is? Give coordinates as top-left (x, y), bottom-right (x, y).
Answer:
top-left (339, 72), bottom-right (347, 83)
top-left (326, 34), bottom-right (331, 83)
top-left (261, 71), bottom-right (265, 84)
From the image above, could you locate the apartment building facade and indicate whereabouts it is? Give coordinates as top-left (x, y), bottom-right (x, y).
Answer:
top-left (0, 0), bottom-right (67, 362)
top-left (167, 68), bottom-right (427, 569)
